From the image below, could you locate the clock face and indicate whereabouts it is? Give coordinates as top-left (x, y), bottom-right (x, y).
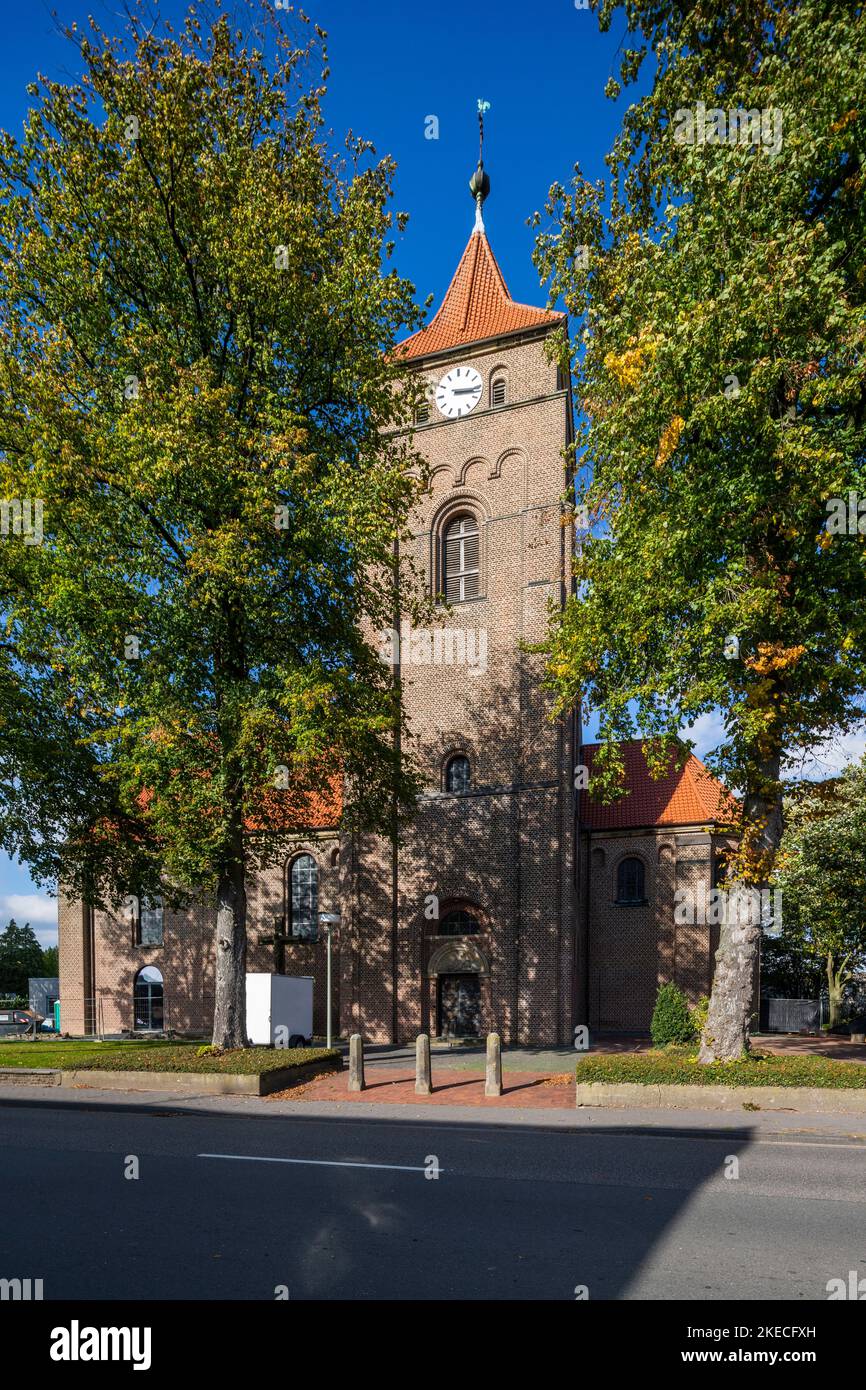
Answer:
top-left (435, 365), bottom-right (483, 419)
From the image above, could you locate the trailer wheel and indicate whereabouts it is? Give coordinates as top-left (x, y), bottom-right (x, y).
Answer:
top-left (288, 1034), bottom-right (305, 1048)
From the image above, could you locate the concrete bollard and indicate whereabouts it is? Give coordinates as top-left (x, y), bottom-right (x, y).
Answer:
top-left (348, 1033), bottom-right (365, 1092)
top-left (485, 1032), bottom-right (502, 1097)
top-left (415, 1033), bottom-right (432, 1096)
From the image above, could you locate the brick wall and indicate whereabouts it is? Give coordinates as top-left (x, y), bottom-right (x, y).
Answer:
top-left (584, 826), bottom-right (730, 1032)
top-left (341, 326), bottom-right (577, 1044)
top-left (58, 833), bottom-right (339, 1038)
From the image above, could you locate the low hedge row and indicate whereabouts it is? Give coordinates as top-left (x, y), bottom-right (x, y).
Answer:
top-left (73, 1044), bottom-right (341, 1074)
top-left (575, 1046), bottom-right (866, 1089)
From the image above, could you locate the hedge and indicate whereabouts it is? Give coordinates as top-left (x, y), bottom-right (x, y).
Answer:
top-left (0, 1040), bottom-right (340, 1074)
top-left (575, 1046), bottom-right (866, 1089)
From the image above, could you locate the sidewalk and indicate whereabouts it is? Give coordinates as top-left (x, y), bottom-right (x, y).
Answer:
top-left (271, 1066), bottom-right (575, 1110)
top-left (3, 1077), bottom-right (866, 1140)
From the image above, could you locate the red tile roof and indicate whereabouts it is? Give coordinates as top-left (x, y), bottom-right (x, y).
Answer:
top-left (579, 741), bottom-right (737, 831)
top-left (396, 229), bottom-right (562, 360)
top-left (248, 774), bottom-right (342, 833)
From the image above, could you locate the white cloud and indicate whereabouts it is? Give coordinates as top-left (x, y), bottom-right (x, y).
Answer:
top-left (1, 892), bottom-right (58, 944)
top-left (2, 892), bottom-right (57, 924)
top-left (784, 727), bottom-right (866, 782)
top-left (682, 710), bottom-right (728, 763)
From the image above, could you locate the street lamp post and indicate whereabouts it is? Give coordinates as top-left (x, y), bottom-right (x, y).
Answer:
top-left (319, 913), bottom-right (341, 1050)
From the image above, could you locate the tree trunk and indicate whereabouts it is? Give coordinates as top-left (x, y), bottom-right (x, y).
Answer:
top-left (698, 913), bottom-right (761, 1061)
top-left (211, 600), bottom-right (249, 1049)
top-left (827, 952), bottom-right (845, 1029)
top-left (699, 754), bottom-right (783, 1062)
top-left (212, 846), bottom-right (248, 1048)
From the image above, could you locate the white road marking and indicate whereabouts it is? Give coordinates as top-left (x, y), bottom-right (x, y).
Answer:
top-left (198, 1152), bottom-right (436, 1172)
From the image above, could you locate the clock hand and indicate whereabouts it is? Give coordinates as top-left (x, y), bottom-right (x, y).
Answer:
top-left (451, 387), bottom-right (481, 395)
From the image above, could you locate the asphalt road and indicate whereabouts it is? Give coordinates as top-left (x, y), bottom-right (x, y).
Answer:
top-left (3, 1096), bottom-right (866, 1300)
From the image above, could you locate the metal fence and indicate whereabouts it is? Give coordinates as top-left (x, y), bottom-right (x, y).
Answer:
top-left (761, 997), bottom-right (820, 1033)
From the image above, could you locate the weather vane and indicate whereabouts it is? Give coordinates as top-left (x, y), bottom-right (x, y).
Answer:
top-left (470, 100), bottom-right (492, 230)
top-left (477, 98), bottom-right (491, 160)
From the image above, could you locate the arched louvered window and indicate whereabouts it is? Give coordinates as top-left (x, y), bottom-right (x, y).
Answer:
top-left (439, 909), bottom-right (479, 936)
top-left (443, 514), bottom-right (480, 602)
top-left (289, 854), bottom-right (319, 940)
top-left (616, 856), bottom-right (646, 905)
top-left (445, 754), bottom-right (471, 794)
top-left (491, 378), bottom-right (507, 407)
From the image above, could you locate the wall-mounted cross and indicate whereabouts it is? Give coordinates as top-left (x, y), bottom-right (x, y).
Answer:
top-left (260, 916), bottom-right (290, 974)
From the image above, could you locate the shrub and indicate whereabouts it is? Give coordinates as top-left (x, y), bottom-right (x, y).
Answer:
top-left (575, 1048), bottom-right (866, 1089)
top-left (196, 1044), bottom-right (221, 1057)
top-left (690, 995), bottom-right (710, 1040)
top-left (651, 982), bottom-right (696, 1046)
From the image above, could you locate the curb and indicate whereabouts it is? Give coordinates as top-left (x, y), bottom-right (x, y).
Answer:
top-left (0, 1068), bottom-right (60, 1087)
top-left (0, 1057), bottom-right (341, 1097)
top-left (576, 1081), bottom-right (866, 1114)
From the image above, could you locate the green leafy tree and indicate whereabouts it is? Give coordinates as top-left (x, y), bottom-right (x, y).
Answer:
top-left (0, 920), bottom-right (43, 999)
top-left (41, 945), bottom-right (59, 977)
top-left (534, 0), bottom-right (866, 1059)
top-left (0, 3), bottom-right (425, 1047)
top-left (772, 760), bottom-right (866, 1027)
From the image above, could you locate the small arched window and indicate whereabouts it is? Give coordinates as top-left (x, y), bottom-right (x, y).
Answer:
top-left (133, 966), bottom-right (164, 1031)
top-left (290, 854), bottom-right (319, 941)
top-left (443, 514), bottom-right (480, 602)
top-left (439, 909), bottom-right (479, 936)
top-left (415, 403), bottom-right (430, 425)
top-left (491, 377), bottom-right (507, 407)
top-left (616, 857), bottom-right (646, 905)
top-left (445, 754), bottom-right (471, 794)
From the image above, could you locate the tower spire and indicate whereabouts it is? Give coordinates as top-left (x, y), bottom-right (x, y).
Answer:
top-left (469, 99), bottom-right (491, 234)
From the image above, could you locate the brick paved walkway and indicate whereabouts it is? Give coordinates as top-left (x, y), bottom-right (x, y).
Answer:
top-left (269, 1067), bottom-right (575, 1109)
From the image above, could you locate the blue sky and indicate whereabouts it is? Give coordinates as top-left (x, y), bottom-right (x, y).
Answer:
top-left (0, 1), bottom-right (861, 940)
top-left (0, 0), bottom-right (634, 941)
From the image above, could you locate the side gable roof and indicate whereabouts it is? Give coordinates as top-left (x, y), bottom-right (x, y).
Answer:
top-left (579, 740), bottom-right (737, 831)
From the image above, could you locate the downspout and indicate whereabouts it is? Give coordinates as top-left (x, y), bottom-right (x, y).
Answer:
top-left (83, 901), bottom-right (96, 1037)
top-left (390, 536), bottom-right (401, 1044)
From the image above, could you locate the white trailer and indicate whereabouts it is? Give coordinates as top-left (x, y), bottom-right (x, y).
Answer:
top-left (245, 973), bottom-right (314, 1047)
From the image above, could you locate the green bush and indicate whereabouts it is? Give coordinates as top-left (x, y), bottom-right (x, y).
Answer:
top-left (690, 995), bottom-right (710, 1040)
top-left (651, 982), bottom-right (696, 1045)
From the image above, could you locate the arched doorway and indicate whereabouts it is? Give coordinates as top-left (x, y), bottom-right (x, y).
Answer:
top-left (133, 966), bottom-right (164, 1031)
top-left (427, 938), bottom-right (489, 1039)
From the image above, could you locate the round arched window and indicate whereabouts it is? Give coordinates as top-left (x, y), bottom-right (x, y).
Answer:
top-left (289, 854), bottom-right (319, 940)
top-left (133, 966), bottom-right (164, 1031)
top-left (439, 910), bottom-right (479, 936)
top-left (616, 856), bottom-right (646, 904)
top-left (445, 754), bottom-right (471, 794)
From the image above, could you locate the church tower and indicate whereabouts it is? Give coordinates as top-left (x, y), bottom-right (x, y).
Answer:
top-left (341, 135), bottom-right (579, 1045)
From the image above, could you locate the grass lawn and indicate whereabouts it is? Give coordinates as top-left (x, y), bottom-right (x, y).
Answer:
top-left (576, 1045), bottom-right (866, 1089)
top-left (0, 1037), bottom-right (340, 1074)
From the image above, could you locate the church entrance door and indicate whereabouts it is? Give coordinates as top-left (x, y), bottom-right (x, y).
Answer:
top-left (438, 973), bottom-right (480, 1037)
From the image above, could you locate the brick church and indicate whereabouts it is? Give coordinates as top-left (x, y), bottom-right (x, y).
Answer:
top-left (59, 169), bottom-right (734, 1044)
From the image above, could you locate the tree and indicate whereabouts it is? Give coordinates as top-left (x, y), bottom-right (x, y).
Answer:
top-left (41, 945), bottom-right (59, 977)
top-left (533, 0), bottom-right (866, 1059)
top-left (0, 920), bottom-right (43, 999)
top-left (771, 760), bottom-right (866, 1026)
top-left (0, 2), bottom-right (425, 1046)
